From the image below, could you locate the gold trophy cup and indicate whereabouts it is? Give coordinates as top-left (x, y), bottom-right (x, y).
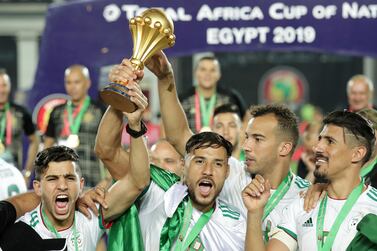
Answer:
top-left (100, 8), bottom-right (176, 112)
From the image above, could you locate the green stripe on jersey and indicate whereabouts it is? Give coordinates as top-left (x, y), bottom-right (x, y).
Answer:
top-left (277, 226), bottom-right (297, 240)
top-left (219, 203), bottom-right (240, 219)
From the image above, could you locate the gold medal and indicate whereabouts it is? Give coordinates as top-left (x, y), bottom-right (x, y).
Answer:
top-left (0, 140), bottom-right (4, 154)
top-left (66, 134), bottom-right (80, 148)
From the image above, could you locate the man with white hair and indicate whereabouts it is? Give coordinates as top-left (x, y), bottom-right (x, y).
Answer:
top-left (347, 74), bottom-right (374, 112)
top-left (0, 70), bottom-right (39, 184)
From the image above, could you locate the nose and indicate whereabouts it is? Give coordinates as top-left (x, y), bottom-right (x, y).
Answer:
top-left (243, 138), bottom-right (252, 152)
top-left (202, 162), bottom-right (213, 176)
top-left (57, 177), bottom-right (68, 191)
top-left (313, 140), bottom-right (324, 154)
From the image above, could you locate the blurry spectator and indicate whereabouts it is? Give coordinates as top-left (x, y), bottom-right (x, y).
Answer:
top-left (347, 74), bottom-right (374, 112)
top-left (296, 122), bottom-right (322, 183)
top-left (212, 103), bottom-right (244, 160)
top-left (150, 139), bottom-right (184, 176)
top-left (0, 158), bottom-right (27, 200)
top-left (44, 65), bottom-right (105, 187)
top-left (179, 56), bottom-right (246, 132)
top-left (0, 70), bottom-right (39, 185)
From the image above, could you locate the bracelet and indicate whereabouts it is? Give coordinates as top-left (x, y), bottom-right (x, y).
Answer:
top-left (126, 121), bottom-right (147, 138)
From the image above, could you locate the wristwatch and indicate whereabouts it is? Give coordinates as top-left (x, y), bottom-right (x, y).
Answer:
top-left (126, 121), bottom-right (147, 138)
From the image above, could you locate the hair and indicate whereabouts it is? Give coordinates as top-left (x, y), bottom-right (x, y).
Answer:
top-left (64, 64), bottom-right (90, 80)
top-left (357, 108), bottom-right (377, 130)
top-left (323, 110), bottom-right (375, 164)
top-left (213, 103), bottom-right (241, 119)
top-left (347, 74), bottom-right (374, 94)
top-left (0, 69), bottom-right (11, 87)
top-left (194, 56), bottom-right (220, 72)
top-left (249, 104), bottom-right (299, 150)
top-left (34, 146), bottom-right (80, 180)
top-left (185, 132), bottom-right (233, 158)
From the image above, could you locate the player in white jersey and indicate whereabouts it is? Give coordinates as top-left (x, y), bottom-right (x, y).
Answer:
top-left (96, 95), bottom-right (246, 250)
top-left (243, 110), bottom-right (377, 251)
top-left (107, 53), bottom-right (309, 230)
top-left (18, 203), bottom-right (102, 251)
top-left (1, 89), bottom-right (150, 250)
top-left (0, 158), bottom-right (27, 200)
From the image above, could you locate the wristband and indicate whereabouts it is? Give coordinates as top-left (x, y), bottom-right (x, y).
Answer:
top-left (126, 121), bottom-right (147, 138)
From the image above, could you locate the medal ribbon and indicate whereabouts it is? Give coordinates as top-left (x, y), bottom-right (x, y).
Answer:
top-left (42, 207), bottom-right (79, 251)
top-left (0, 103), bottom-right (11, 145)
top-left (262, 171), bottom-right (293, 222)
top-left (63, 96), bottom-right (91, 136)
top-left (174, 199), bottom-right (214, 251)
top-left (194, 90), bottom-right (216, 132)
top-left (316, 181), bottom-right (364, 251)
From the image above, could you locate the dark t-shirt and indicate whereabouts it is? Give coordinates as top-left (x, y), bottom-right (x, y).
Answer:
top-left (0, 103), bottom-right (36, 170)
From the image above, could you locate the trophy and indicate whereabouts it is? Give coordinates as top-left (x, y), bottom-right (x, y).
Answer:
top-left (100, 8), bottom-right (176, 112)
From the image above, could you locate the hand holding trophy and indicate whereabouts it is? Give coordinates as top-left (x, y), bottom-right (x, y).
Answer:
top-left (100, 8), bottom-right (176, 112)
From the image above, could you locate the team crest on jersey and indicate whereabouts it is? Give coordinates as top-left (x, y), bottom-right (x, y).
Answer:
top-left (346, 212), bottom-right (363, 233)
top-left (69, 231), bottom-right (83, 249)
top-left (302, 217), bottom-right (313, 227)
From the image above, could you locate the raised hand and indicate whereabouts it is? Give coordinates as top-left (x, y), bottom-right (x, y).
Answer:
top-left (242, 175), bottom-right (271, 214)
top-left (109, 58), bottom-right (144, 85)
top-left (123, 81), bottom-right (148, 128)
top-left (145, 50), bottom-right (173, 80)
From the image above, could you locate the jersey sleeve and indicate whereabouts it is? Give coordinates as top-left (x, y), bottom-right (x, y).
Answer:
top-left (274, 198), bottom-right (301, 244)
top-left (44, 108), bottom-right (58, 138)
top-left (20, 106), bottom-right (36, 136)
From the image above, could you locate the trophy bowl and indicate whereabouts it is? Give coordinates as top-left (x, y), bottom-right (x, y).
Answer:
top-left (100, 8), bottom-right (176, 112)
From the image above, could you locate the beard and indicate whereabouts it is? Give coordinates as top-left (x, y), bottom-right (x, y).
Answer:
top-left (313, 168), bottom-right (330, 184)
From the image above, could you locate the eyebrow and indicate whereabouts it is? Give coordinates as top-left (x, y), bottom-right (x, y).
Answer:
top-left (45, 174), bottom-right (77, 179)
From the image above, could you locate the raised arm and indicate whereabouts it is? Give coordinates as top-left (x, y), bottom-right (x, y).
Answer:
top-left (101, 81), bottom-right (150, 222)
top-left (108, 52), bottom-right (193, 156)
top-left (95, 106), bottom-right (129, 180)
top-left (242, 175), bottom-right (290, 251)
top-left (148, 52), bottom-right (193, 155)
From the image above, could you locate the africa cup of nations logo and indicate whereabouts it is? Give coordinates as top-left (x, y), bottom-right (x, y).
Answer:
top-left (32, 93), bottom-right (69, 134)
top-left (258, 67), bottom-right (308, 109)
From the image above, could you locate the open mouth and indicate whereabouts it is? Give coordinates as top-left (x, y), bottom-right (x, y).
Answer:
top-left (55, 194), bottom-right (69, 215)
top-left (198, 180), bottom-right (213, 197)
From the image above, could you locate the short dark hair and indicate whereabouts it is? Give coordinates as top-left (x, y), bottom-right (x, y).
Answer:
top-left (213, 103), bottom-right (241, 119)
top-left (185, 132), bottom-right (233, 158)
top-left (194, 56), bottom-right (220, 71)
top-left (249, 104), bottom-right (299, 150)
top-left (323, 110), bottom-right (375, 164)
top-left (34, 146), bottom-right (80, 180)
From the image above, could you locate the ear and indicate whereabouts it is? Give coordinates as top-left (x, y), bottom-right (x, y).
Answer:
top-left (79, 177), bottom-right (85, 193)
top-left (278, 141), bottom-right (293, 157)
top-left (351, 145), bottom-right (367, 164)
top-left (33, 180), bottom-right (42, 197)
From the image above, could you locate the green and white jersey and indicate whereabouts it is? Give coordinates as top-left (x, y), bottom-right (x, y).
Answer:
top-left (0, 158), bottom-right (27, 200)
top-left (18, 204), bottom-right (104, 251)
top-left (219, 157), bottom-right (251, 216)
top-left (138, 182), bottom-right (246, 251)
top-left (276, 186), bottom-right (377, 251)
top-left (263, 175), bottom-right (310, 236)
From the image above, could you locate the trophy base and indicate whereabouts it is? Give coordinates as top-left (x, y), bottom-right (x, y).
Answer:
top-left (99, 83), bottom-right (137, 113)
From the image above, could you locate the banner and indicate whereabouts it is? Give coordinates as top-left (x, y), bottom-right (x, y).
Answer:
top-left (29, 0), bottom-right (377, 108)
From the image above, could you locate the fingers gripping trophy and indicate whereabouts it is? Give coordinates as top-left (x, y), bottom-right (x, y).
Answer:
top-left (100, 8), bottom-right (176, 112)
